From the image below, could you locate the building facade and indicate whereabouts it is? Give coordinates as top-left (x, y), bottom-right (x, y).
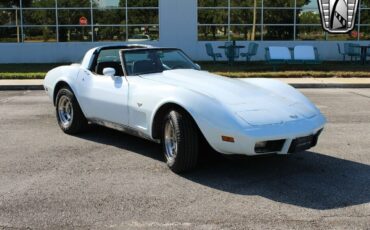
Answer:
top-left (0, 0), bottom-right (369, 63)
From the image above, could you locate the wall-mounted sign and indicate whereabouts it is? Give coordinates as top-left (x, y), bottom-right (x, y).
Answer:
top-left (318, 0), bottom-right (359, 34)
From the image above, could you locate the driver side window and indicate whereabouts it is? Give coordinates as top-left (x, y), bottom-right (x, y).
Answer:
top-left (92, 49), bottom-right (124, 76)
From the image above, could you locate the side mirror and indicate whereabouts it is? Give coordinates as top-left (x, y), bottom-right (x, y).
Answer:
top-left (103, 67), bottom-right (116, 77)
top-left (194, 63), bottom-right (201, 70)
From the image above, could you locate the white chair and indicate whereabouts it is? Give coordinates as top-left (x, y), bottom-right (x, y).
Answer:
top-left (293, 45), bottom-right (320, 63)
top-left (265, 46), bottom-right (292, 62)
top-left (294, 46), bottom-right (315, 61)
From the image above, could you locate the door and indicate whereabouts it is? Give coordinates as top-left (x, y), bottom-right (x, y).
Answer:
top-left (76, 48), bottom-right (129, 126)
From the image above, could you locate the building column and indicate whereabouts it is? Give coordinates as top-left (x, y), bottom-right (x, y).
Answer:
top-left (158, 0), bottom-right (198, 55)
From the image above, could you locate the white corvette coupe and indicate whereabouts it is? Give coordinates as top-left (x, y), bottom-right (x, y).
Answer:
top-left (44, 45), bottom-right (326, 173)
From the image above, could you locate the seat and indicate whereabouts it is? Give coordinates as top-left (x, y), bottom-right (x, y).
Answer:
top-left (344, 43), bottom-right (361, 62)
top-left (205, 43), bottom-right (222, 62)
top-left (337, 43), bottom-right (346, 61)
top-left (96, 61), bottom-right (123, 76)
top-left (132, 60), bottom-right (159, 75)
top-left (293, 45), bottom-right (320, 64)
top-left (265, 46), bottom-right (292, 63)
top-left (240, 42), bottom-right (259, 62)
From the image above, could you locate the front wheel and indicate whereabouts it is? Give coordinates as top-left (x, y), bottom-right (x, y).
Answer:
top-left (162, 110), bottom-right (199, 173)
top-left (55, 87), bottom-right (88, 134)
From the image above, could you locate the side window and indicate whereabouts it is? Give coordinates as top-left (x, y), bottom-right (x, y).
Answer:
top-left (92, 49), bottom-right (123, 76)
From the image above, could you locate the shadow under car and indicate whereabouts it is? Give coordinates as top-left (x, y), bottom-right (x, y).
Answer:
top-left (75, 125), bottom-right (370, 210)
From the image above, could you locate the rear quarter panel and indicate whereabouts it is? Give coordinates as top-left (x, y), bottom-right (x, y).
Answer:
top-left (44, 65), bottom-right (82, 104)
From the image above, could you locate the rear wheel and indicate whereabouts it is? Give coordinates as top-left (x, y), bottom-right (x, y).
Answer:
top-left (55, 87), bottom-right (88, 134)
top-left (162, 110), bottom-right (199, 173)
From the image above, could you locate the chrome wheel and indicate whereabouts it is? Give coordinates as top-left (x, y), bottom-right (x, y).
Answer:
top-left (57, 95), bottom-right (74, 128)
top-left (164, 119), bottom-right (178, 161)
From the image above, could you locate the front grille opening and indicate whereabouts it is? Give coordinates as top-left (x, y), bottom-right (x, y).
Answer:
top-left (288, 129), bottom-right (323, 153)
top-left (255, 139), bottom-right (286, 154)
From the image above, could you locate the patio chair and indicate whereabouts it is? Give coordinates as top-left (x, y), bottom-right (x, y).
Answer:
top-left (337, 43), bottom-right (346, 61)
top-left (240, 42), bottom-right (259, 62)
top-left (265, 46), bottom-right (292, 64)
top-left (344, 43), bottom-right (361, 62)
top-left (265, 46), bottom-right (292, 70)
top-left (205, 43), bottom-right (222, 62)
top-left (292, 45), bottom-right (321, 64)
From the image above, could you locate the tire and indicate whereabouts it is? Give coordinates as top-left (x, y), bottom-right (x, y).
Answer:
top-left (162, 110), bottom-right (199, 173)
top-left (55, 87), bottom-right (88, 134)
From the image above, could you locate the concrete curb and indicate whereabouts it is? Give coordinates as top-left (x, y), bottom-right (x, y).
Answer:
top-left (0, 85), bottom-right (44, 91)
top-left (1, 84), bottom-right (370, 91)
top-left (289, 83), bottom-right (370, 88)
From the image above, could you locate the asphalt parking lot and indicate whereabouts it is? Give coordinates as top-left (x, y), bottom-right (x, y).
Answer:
top-left (0, 89), bottom-right (370, 229)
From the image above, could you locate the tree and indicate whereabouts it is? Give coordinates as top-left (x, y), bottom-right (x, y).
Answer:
top-left (263, 0), bottom-right (311, 40)
top-left (251, 0), bottom-right (257, 40)
top-left (199, 0), bottom-right (312, 41)
top-left (56, 0), bottom-right (92, 41)
top-left (119, 0), bottom-right (159, 39)
top-left (1, 0), bottom-right (32, 7)
top-left (298, 11), bottom-right (320, 24)
top-left (198, 0), bottom-right (228, 40)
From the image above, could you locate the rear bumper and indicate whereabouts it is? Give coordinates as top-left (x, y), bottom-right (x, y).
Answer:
top-left (210, 114), bottom-right (326, 156)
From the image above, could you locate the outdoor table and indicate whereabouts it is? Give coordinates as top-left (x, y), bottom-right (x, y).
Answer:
top-left (352, 45), bottom-right (370, 65)
top-left (218, 45), bottom-right (245, 63)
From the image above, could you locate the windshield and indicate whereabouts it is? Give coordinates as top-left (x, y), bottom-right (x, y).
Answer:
top-left (122, 49), bottom-right (198, 76)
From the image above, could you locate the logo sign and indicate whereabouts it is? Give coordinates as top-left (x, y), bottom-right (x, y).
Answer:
top-left (79, 16), bottom-right (88, 26)
top-left (317, 0), bottom-right (359, 33)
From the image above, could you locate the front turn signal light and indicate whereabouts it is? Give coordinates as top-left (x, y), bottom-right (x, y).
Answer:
top-left (222, 136), bottom-right (235, 143)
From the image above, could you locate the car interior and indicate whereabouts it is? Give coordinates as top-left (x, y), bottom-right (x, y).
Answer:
top-left (131, 60), bottom-right (160, 75)
top-left (95, 61), bottom-right (123, 76)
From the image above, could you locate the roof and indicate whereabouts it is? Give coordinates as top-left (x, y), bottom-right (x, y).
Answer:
top-left (80, 44), bottom-right (155, 69)
top-left (94, 44), bottom-right (155, 53)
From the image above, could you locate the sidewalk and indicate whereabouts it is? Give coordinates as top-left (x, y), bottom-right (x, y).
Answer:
top-left (0, 80), bottom-right (45, 90)
top-left (1, 78), bottom-right (370, 90)
top-left (276, 78), bottom-right (370, 88)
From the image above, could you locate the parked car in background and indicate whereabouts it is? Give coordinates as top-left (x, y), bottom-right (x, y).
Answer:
top-left (127, 34), bottom-right (151, 42)
top-left (44, 45), bottom-right (326, 173)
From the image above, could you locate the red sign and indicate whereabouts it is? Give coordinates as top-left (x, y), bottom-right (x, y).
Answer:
top-left (79, 16), bottom-right (88, 25)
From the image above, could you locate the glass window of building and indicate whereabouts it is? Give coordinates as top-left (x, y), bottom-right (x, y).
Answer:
top-left (198, 0), bottom-right (368, 41)
top-left (0, 0), bottom-right (159, 42)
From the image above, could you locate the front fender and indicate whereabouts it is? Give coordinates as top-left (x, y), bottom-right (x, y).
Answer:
top-left (149, 88), bottom-right (245, 153)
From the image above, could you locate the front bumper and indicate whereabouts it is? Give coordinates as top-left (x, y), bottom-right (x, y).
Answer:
top-left (208, 114), bottom-right (326, 156)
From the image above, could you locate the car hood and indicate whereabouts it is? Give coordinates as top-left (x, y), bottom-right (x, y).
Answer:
top-left (142, 69), bottom-right (317, 125)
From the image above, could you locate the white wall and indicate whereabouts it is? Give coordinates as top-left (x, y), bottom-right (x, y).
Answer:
top-left (0, 42), bottom-right (159, 63)
top-left (0, 0), bottom-right (368, 63)
top-left (158, 0), bottom-right (198, 56)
